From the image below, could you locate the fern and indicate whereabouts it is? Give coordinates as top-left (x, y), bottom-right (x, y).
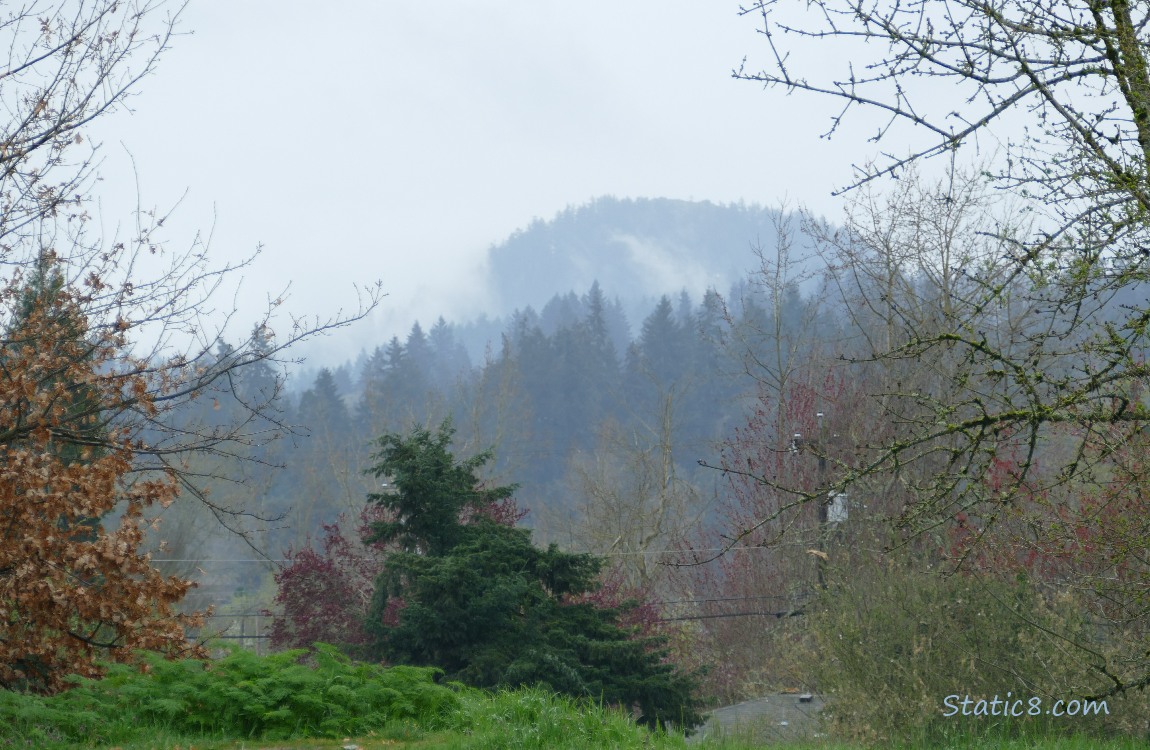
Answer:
top-left (0, 643), bottom-right (464, 744)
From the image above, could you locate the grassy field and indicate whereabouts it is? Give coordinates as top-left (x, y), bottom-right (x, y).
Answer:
top-left (26, 731), bottom-right (1146, 750)
top-left (7, 691), bottom-right (1146, 750)
top-left (1, 647), bottom-right (1144, 750)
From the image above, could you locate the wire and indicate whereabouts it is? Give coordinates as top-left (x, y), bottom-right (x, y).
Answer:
top-left (153, 559), bottom-right (289, 563)
top-left (151, 545), bottom-right (780, 564)
top-left (658, 610), bottom-right (805, 622)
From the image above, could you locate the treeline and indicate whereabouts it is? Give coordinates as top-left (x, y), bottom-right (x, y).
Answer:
top-left (150, 276), bottom-right (823, 609)
top-left (149, 170), bottom-right (1150, 742)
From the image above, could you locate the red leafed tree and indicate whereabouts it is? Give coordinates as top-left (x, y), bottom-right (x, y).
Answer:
top-left (946, 426), bottom-right (1150, 649)
top-left (269, 506), bottom-right (387, 652)
top-left (0, 271), bottom-right (206, 693)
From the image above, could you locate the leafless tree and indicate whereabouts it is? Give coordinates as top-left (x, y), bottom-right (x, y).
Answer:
top-left (566, 392), bottom-right (711, 595)
top-left (738, 0), bottom-right (1150, 238)
top-left (0, 1), bottom-right (383, 538)
top-left (736, 3), bottom-right (1150, 488)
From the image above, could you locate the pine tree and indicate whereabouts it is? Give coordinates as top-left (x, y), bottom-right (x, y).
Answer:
top-left (428, 316), bottom-right (471, 390)
top-left (363, 423), bottom-right (702, 729)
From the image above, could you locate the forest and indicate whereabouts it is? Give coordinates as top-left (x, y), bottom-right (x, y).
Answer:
top-left (158, 172), bottom-right (1150, 739)
top-left (4, 1), bottom-right (1150, 747)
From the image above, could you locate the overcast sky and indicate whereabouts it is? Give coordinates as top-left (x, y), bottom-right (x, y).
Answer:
top-left (87, 2), bottom-right (877, 364)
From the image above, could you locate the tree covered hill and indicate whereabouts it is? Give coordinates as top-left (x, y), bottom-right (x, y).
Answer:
top-left (297, 195), bottom-right (803, 387)
top-left (145, 195), bottom-right (814, 643)
top-left (483, 196), bottom-right (793, 322)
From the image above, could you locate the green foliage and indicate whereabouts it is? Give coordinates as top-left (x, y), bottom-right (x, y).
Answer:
top-left (804, 556), bottom-right (1145, 744)
top-left (446, 686), bottom-right (694, 750)
top-left (5, 645), bottom-right (1148, 750)
top-left (0, 644), bottom-right (459, 745)
top-left (0, 647), bottom-right (709, 749)
top-left (364, 424), bottom-right (703, 729)
top-left (364, 421), bottom-right (516, 554)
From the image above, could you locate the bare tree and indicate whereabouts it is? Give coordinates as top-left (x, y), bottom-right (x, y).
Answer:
top-left (0, 1), bottom-right (180, 249)
top-left (727, 206), bottom-right (824, 439)
top-left (738, 0), bottom-right (1150, 236)
top-left (0, 1), bottom-right (382, 530)
top-left (566, 392), bottom-right (710, 595)
top-left (731, 2), bottom-right (1150, 697)
top-left (0, 1), bottom-right (384, 687)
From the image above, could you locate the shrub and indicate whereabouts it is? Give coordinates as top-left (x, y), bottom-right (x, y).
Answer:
top-left (0, 644), bottom-right (460, 745)
top-left (806, 555), bottom-right (1118, 743)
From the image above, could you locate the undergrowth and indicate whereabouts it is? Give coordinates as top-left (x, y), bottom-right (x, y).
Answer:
top-left (0, 643), bottom-right (459, 747)
top-left (0, 644), bottom-right (704, 749)
top-left (2, 645), bottom-right (1145, 749)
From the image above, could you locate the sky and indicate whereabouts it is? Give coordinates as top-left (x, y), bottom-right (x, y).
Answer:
top-left (85, 2), bottom-right (884, 366)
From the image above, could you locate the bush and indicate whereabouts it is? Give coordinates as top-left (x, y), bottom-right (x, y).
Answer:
top-left (0, 646), bottom-right (716, 750)
top-left (449, 686), bottom-right (681, 749)
top-left (0, 643), bottom-right (460, 745)
top-left (805, 555), bottom-right (1124, 743)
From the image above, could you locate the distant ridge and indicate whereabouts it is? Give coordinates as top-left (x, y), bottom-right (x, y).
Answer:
top-left (293, 196), bottom-right (798, 383)
top-left (484, 196), bottom-right (787, 317)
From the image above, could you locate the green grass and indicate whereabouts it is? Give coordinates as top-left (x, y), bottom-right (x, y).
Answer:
top-left (40, 733), bottom-right (1143, 750)
top-left (0, 647), bottom-right (1144, 750)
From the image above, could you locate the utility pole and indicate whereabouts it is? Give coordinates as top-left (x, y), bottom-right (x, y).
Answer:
top-left (792, 410), bottom-right (842, 589)
top-left (815, 411), bottom-right (828, 589)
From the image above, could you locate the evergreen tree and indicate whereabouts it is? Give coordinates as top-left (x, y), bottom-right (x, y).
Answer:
top-left (506, 312), bottom-right (557, 484)
top-left (292, 368), bottom-right (355, 540)
top-left (428, 316), bottom-right (471, 389)
top-left (357, 343), bottom-right (392, 439)
top-left (330, 362), bottom-right (355, 400)
top-left (603, 294), bottom-right (633, 359)
top-left (697, 287), bottom-right (727, 344)
top-left (363, 422), bottom-right (514, 555)
top-left (583, 281), bottom-right (622, 388)
top-left (297, 368), bottom-right (350, 439)
top-left (633, 295), bottom-right (686, 385)
top-left (7, 258), bottom-right (104, 465)
top-left (675, 289), bottom-right (693, 327)
top-left (236, 324), bottom-right (280, 408)
top-left (539, 291), bottom-right (583, 335)
top-left (363, 423), bottom-right (702, 729)
top-left (624, 296), bottom-right (692, 422)
top-left (404, 322), bottom-right (433, 377)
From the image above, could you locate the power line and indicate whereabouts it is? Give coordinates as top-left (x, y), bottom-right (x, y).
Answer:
top-left (151, 545), bottom-right (782, 564)
top-left (154, 559), bottom-right (289, 563)
top-left (658, 609), bottom-right (805, 622)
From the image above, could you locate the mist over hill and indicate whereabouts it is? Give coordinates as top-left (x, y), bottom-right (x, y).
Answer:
top-left (298, 196), bottom-right (799, 384)
top-left (446, 196), bottom-right (799, 365)
top-left (483, 195), bottom-right (789, 323)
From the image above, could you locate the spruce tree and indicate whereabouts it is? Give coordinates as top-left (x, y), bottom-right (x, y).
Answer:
top-left (363, 422), bottom-right (702, 729)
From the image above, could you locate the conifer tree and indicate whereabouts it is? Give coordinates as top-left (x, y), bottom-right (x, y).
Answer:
top-left (363, 423), bottom-right (702, 729)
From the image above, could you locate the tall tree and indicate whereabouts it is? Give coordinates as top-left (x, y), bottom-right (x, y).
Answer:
top-left (362, 423), bottom-right (702, 729)
top-left (0, 0), bottom-right (382, 691)
top-left (363, 422), bottom-right (515, 555)
top-left (0, 278), bottom-right (205, 692)
top-left (428, 316), bottom-right (471, 389)
top-left (357, 343), bottom-right (393, 440)
top-left (566, 407), bottom-right (708, 595)
top-left (292, 369), bottom-right (358, 544)
top-left (630, 296), bottom-right (684, 387)
top-left (582, 281), bottom-right (623, 401)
